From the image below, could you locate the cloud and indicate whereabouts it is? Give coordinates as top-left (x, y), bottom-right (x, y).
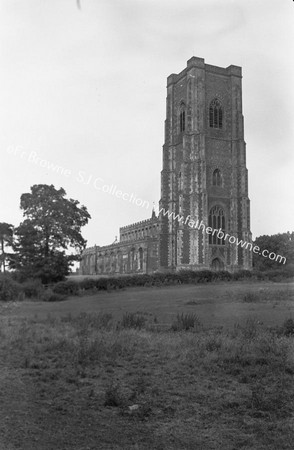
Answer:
top-left (94, 0), bottom-right (245, 56)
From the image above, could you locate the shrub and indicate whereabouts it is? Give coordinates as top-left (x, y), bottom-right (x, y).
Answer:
top-left (21, 278), bottom-right (44, 299)
top-left (171, 313), bottom-right (201, 331)
top-left (232, 270), bottom-right (252, 281)
top-left (52, 280), bottom-right (80, 296)
top-left (214, 270), bottom-right (232, 281)
top-left (266, 269), bottom-right (294, 282)
top-left (41, 288), bottom-right (67, 302)
top-left (106, 277), bottom-right (127, 290)
top-left (120, 312), bottom-right (146, 329)
top-left (79, 278), bottom-right (98, 291)
top-left (177, 269), bottom-right (195, 283)
top-left (94, 278), bottom-right (109, 291)
top-left (0, 274), bottom-right (21, 301)
top-left (125, 274), bottom-right (148, 287)
top-left (252, 268), bottom-right (294, 282)
top-left (252, 270), bottom-right (267, 281)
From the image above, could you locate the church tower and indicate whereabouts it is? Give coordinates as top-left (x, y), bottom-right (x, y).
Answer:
top-left (159, 56), bottom-right (252, 271)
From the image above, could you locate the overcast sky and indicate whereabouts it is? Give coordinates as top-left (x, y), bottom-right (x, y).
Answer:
top-left (1, 0), bottom-right (293, 248)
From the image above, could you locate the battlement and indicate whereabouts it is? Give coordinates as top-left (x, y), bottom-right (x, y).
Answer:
top-left (167, 56), bottom-right (242, 86)
top-left (82, 246), bottom-right (96, 254)
top-left (120, 215), bottom-right (158, 231)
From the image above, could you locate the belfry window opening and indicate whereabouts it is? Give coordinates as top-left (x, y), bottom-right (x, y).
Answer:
top-left (209, 98), bottom-right (223, 129)
top-left (212, 168), bottom-right (222, 187)
top-left (179, 105), bottom-right (186, 133)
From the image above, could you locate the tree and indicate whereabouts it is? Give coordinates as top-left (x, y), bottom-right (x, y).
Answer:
top-left (253, 232), bottom-right (294, 271)
top-left (12, 184), bottom-right (91, 283)
top-left (0, 222), bottom-right (14, 273)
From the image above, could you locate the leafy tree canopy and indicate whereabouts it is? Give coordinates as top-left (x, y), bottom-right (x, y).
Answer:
top-left (253, 232), bottom-right (294, 271)
top-left (0, 222), bottom-right (14, 273)
top-left (12, 184), bottom-right (91, 283)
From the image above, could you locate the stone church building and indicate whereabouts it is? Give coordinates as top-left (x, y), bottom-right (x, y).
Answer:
top-left (80, 56), bottom-right (252, 275)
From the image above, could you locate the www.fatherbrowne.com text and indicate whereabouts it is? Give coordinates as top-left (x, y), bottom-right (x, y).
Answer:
top-left (155, 207), bottom-right (286, 265)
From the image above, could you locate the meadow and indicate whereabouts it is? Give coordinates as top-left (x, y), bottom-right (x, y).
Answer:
top-left (0, 280), bottom-right (294, 449)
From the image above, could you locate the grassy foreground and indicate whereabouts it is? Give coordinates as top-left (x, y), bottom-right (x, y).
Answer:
top-left (1, 300), bottom-right (294, 449)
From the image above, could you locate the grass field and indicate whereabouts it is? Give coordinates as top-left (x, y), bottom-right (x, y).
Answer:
top-left (1, 280), bottom-right (294, 449)
top-left (6, 281), bottom-right (294, 328)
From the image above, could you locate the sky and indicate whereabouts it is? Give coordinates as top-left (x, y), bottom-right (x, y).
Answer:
top-left (0, 0), bottom-right (293, 250)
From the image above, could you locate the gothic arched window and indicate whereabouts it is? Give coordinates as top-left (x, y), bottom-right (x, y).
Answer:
top-left (212, 169), bottom-right (222, 187)
top-left (208, 206), bottom-right (225, 245)
top-left (209, 98), bottom-right (223, 129)
top-left (138, 248), bottom-right (143, 270)
top-left (179, 103), bottom-right (186, 133)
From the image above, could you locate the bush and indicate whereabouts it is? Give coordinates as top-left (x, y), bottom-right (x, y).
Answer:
top-left (265, 268), bottom-right (294, 282)
top-left (171, 313), bottom-right (201, 331)
top-left (21, 278), bottom-right (44, 299)
top-left (232, 270), bottom-right (252, 281)
top-left (177, 269), bottom-right (196, 283)
top-left (197, 270), bottom-right (215, 283)
top-left (252, 268), bottom-right (294, 282)
top-left (41, 288), bottom-right (67, 302)
top-left (79, 278), bottom-right (98, 291)
top-left (94, 278), bottom-right (109, 291)
top-left (0, 274), bottom-right (21, 301)
top-left (215, 270), bottom-right (232, 281)
top-left (52, 280), bottom-right (80, 296)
